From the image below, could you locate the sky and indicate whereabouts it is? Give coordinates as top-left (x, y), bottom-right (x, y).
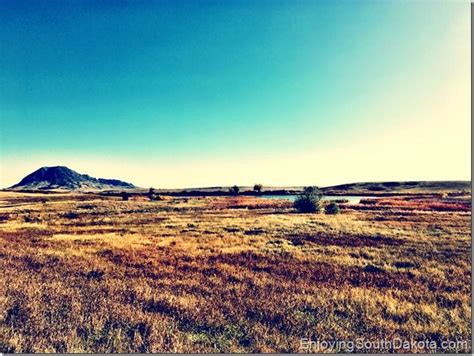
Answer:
top-left (0, 0), bottom-right (470, 188)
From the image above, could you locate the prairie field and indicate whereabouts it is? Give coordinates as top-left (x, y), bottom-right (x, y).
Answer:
top-left (0, 191), bottom-right (471, 353)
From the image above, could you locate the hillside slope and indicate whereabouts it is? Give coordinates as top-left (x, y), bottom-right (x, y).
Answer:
top-left (9, 166), bottom-right (135, 191)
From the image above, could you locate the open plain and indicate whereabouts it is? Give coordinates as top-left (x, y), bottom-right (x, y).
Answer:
top-left (0, 191), bottom-right (471, 353)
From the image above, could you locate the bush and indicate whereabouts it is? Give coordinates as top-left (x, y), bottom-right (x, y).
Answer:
top-left (121, 192), bottom-right (131, 201)
top-left (78, 204), bottom-right (97, 210)
top-left (253, 184), bottom-right (263, 194)
top-left (293, 186), bottom-right (322, 213)
top-left (229, 185), bottom-right (240, 196)
top-left (148, 188), bottom-right (161, 201)
top-left (360, 199), bottom-right (377, 205)
top-left (24, 215), bottom-right (41, 223)
top-left (325, 202), bottom-right (340, 215)
top-left (62, 212), bottom-right (79, 219)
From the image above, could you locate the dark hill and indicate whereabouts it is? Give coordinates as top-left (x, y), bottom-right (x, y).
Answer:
top-left (10, 166), bottom-right (135, 191)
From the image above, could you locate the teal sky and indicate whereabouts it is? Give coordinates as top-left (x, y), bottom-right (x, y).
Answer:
top-left (0, 0), bottom-right (470, 188)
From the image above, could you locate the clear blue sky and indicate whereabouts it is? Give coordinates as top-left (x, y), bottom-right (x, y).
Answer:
top-left (0, 0), bottom-right (470, 188)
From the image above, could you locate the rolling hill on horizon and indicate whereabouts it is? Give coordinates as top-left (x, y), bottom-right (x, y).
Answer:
top-left (4, 166), bottom-right (471, 195)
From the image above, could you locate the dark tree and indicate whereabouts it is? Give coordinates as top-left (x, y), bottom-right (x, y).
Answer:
top-left (253, 184), bottom-right (263, 194)
top-left (229, 185), bottom-right (240, 196)
top-left (148, 187), bottom-right (161, 201)
top-left (121, 191), bottom-right (131, 201)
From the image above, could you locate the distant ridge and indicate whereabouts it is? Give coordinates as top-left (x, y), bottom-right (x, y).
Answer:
top-left (9, 166), bottom-right (135, 191)
top-left (125, 181), bottom-right (470, 196)
top-left (322, 180), bottom-right (471, 195)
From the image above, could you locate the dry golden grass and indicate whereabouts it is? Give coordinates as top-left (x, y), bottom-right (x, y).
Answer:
top-left (0, 192), bottom-right (471, 352)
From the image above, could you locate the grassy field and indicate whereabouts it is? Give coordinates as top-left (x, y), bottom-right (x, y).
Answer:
top-left (0, 191), bottom-right (471, 352)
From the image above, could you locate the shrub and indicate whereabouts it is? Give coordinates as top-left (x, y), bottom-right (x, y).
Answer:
top-left (253, 184), bottom-right (263, 194)
top-left (332, 199), bottom-right (349, 204)
top-left (325, 202), bottom-right (340, 215)
top-left (293, 186), bottom-right (322, 213)
top-left (360, 199), bottom-right (377, 205)
top-left (24, 215), bottom-right (41, 223)
top-left (78, 204), bottom-right (97, 210)
top-left (229, 185), bottom-right (240, 196)
top-left (62, 212), bottom-right (79, 219)
top-left (121, 192), bottom-right (131, 201)
top-left (148, 188), bottom-right (161, 201)
top-left (85, 269), bottom-right (105, 281)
